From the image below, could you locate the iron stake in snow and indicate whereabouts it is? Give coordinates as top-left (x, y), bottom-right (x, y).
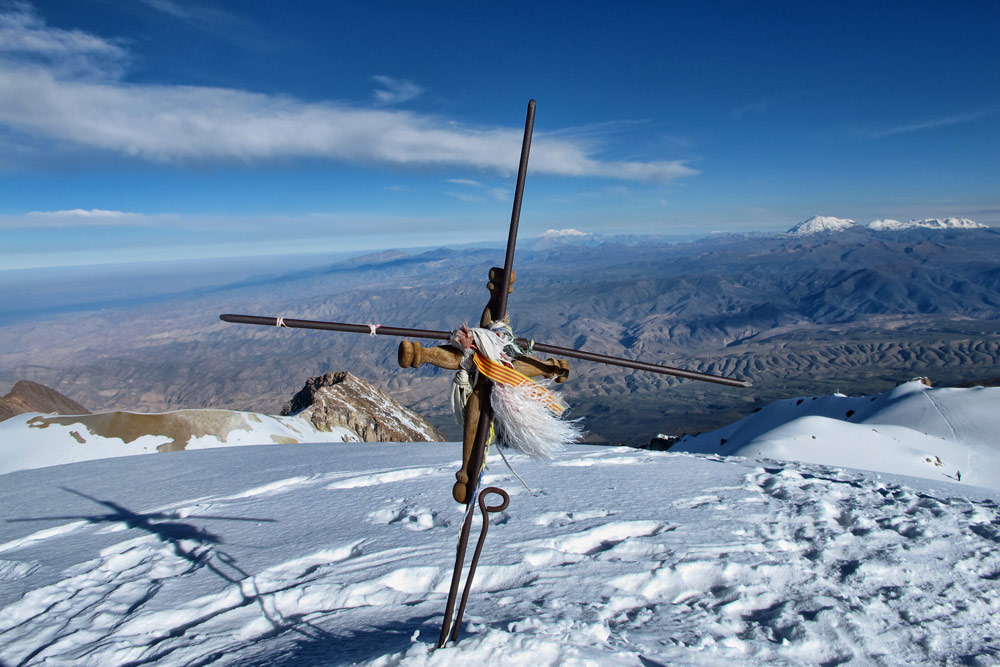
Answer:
top-left (219, 99), bottom-right (751, 649)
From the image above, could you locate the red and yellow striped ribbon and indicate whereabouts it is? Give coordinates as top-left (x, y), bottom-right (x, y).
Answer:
top-left (473, 352), bottom-right (565, 414)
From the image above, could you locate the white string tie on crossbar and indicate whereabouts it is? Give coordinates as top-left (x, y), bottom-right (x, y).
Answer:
top-left (275, 317), bottom-right (288, 327)
top-left (369, 324), bottom-right (381, 336)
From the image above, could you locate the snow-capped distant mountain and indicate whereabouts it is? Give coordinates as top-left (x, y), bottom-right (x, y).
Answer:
top-left (673, 380), bottom-right (1000, 489)
top-left (786, 215), bottom-right (857, 235)
top-left (526, 228), bottom-right (603, 250)
top-left (868, 217), bottom-right (988, 231)
top-left (541, 228), bottom-right (590, 239)
top-left (787, 215), bottom-right (989, 236)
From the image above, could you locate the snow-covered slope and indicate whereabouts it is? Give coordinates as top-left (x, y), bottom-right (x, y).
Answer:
top-left (868, 217), bottom-right (987, 231)
top-left (673, 380), bottom-right (1000, 489)
top-left (0, 443), bottom-right (996, 665)
top-left (0, 409), bottom-right (357, 475)
top-left (786, 215), bottom-right (857, 235)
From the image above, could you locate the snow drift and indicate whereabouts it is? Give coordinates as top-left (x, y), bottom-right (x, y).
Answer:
top-left (673, 380), bottom-right (1000, 490)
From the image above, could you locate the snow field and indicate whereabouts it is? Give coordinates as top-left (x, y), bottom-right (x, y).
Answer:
top-left (675, 381), bottom-right (1000, 490)
top-left (0, 442), bottom-right (997, 665)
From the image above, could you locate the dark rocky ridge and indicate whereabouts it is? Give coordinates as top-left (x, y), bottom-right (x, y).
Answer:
top-left (0, 380), bottom-right (89, 422)
top-left (282, 371), bottom-right (444, 443)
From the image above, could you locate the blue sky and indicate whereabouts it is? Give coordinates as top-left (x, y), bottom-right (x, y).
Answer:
top-left (1, 0), bottom-right (998, 269)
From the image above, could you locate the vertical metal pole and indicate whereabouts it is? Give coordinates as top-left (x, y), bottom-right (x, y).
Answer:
top-left (438, 99), bottom-right (536, 649)
top-left (495, 99), bottom-right (536, 321)
top-left (438, 395), bottom-right (493, 648)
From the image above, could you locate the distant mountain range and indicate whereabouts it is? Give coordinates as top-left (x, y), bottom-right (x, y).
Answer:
top-left (2, 218), bottom-right (999, 444)
top-left (788, 215), bottom-right (988, 235)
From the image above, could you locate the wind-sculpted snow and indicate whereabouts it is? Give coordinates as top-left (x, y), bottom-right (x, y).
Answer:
top-left (0, 442), bottom-right (997, 665)
top-left (674, 380), bottom-right (1000, 489)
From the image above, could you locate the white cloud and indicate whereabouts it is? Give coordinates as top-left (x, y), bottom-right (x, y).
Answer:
top-left (442, 180), bottom-right (508, 203)
top-left (865, 106), bottom-right (1000, 139)
top-left (730, 98), bottom-right (773, 120)
top-left (0, 6), bottom-right (697, 184)
top-left (31, 208), bottom-right (127, 217)
top-left (138, 0), bottom-right (232, 25)
top-left (4, 209), bottom-right (166, 227)
top-left (444, 190), bottom-right (485, 203)
top-left (135, 0), bottom-right (264, 48)
top-left (0, 3), bottom-right (127, 79)
top-left (372, 75), bottom-right (425, 105)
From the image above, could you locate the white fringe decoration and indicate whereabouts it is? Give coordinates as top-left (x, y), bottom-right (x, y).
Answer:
top-left (451, 368), bottom-right (473, 426)
top-left (449, 321), bottom-right (583, 459)
top-left (490, 379), bottom-right (583, 459)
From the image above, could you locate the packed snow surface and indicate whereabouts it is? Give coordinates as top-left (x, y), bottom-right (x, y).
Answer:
top-left (674, 381), bottom-right (1000, 490)
top-left (1, 441), bottom-right (997, 665)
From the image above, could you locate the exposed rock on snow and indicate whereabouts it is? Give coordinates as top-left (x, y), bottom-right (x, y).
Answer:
top-left (282, 371), bottom-right (444, 443)
top-left (868, 217), bottom-right (987, 231)
top-left (673, 380), bottom-right (1000, 489)
top-left (786, 215), bottom-right (857, 235)
top-left (0, 380), bottom-right (88, 423)
top-left (0, 373), bottom-right (443, 475)
top-left (0, 409), bottom-right (358, 475)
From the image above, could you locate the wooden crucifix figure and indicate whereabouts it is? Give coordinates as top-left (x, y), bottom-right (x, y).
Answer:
top-left (397, 267), bottom-right (570, 504)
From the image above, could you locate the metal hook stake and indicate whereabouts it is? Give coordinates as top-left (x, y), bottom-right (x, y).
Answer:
top-left (438, 486), bottom-right (511, 648)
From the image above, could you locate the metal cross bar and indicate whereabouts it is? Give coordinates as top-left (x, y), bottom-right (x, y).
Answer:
top-left (219, 314), bottom-right (751, 388)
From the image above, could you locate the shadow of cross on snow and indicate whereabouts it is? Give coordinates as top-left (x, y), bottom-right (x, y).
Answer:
top-left (6, 487), bottom-right (275, 568)
top-left (5, 488), bottom-right (351, 656)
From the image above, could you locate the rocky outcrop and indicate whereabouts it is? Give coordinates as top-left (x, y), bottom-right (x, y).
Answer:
top-left (0, 380), bottom-right (88, 423)
top-left (281, 372), bottom-right (444, 443)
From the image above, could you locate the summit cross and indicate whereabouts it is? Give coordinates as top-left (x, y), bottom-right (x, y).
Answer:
top-left (220, 99), bottom-right (750, 647)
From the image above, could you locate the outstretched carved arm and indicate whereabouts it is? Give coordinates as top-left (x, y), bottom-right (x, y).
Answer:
top-left (398, 340), bottom-right (568, 381)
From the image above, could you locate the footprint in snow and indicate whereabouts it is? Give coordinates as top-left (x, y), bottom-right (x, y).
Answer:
top-left (368, 502), bottom-right (447, 531)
